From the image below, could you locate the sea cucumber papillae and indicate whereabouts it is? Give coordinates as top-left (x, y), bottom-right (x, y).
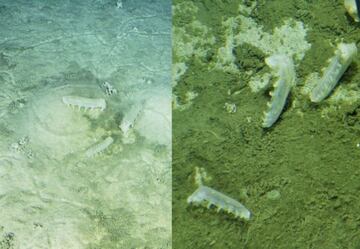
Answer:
top-left (62, 95), bottom-right (106, 111)
top-left (187, 185), bottom-right (251, 220)
top-left (310, 42), bottom-right (357, 102)
top-left (262, 54), bottom-right (296, 128)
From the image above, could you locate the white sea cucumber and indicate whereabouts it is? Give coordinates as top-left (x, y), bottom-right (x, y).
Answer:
top-left (187, 185), bottom-right (251, 220)
top-left (309, 42), bottom-right (357, 102)
top-left (62, 95), bottom-right (106, 111)
top-left (262, 54), bottom-right (296, 128)
top-left (344, 0), bottom-right (359, 22)
top-left (85, 136), bottom-right (114, 158)
top-left (119, 102), bottom-right (143, 136)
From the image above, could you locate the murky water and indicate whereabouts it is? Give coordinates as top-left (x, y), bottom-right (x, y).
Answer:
top-left (0, 0), bottom-right (171, 248)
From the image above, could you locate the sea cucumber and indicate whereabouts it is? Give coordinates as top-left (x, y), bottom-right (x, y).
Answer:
top-left (310, 42), bottom-right (357, 102)
top-left (119, 102), bottom-right (143, 136)
top-left (62, 95), bottom-right (106, 111)
top-left (344, 0), bottom-right (359, 22)
top-left (262, 54), bottom-right (296, 128)
top-left (85, 136), bottom-right (114, 158)
top-left (187, 185), bottom-right (251, 220)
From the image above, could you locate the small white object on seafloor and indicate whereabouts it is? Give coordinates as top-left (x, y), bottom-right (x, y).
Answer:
top-left (116, 0), bottom-right (123, 9)
top-left (102, 81), bottom-right (117, 96)
top-left (224, 102), bottom-right (237, 113)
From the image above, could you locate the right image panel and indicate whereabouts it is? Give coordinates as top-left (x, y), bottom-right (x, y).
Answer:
top-left (173, 0), bottom-right (360, 248)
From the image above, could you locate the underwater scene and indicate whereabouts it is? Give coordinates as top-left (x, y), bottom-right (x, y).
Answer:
top-left (173, 0), bottom-right (360, 248)
top-left (0, 0), bottom-right (171, 248)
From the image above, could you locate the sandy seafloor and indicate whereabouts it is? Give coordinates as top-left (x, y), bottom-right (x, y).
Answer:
top-left (173, 1), bottom-right (360, 248)
top-left (0, 0), bottom-right (171, 248)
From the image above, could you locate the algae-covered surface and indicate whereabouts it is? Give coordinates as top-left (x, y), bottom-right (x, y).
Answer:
top-left (0, 0), bottom-right (171, 248)
top-left (173, 0), bottom-right (360, 248)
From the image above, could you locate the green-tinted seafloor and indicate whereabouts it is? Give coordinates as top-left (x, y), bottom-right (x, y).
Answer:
top-left (173, 1), bottom-right (360, 248)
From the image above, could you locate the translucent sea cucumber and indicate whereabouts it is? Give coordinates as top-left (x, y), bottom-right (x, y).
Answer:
top-left (344, 0), bottom-right (359, 22)
top-left (187, 185), bottom-right (251, 220)
top-left (119, 102), bottom-right (144, 136)
top-left (310, 42), bottom-right (357, 103)
top-left (85, 136), bottom-right (114, 158)
top-left (62, 95), bottom-right (106, 111)
top-left (262, 54), bottom-right (296, 128)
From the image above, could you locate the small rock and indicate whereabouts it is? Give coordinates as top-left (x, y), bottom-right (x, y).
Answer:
top-left (266, 190), bottom-right (281, 200)
top-left (224, 102), bottom-right (237, 113)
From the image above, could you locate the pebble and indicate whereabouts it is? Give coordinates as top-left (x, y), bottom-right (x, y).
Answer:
top-left (266, 190), bottom-right (281, 200)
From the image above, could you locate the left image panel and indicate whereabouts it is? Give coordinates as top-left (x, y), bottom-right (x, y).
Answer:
top-left (0, 0), bottom-right (171, 248)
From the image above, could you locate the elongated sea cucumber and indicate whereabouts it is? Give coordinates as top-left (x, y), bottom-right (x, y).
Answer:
top-left (85, 136), bottom-right (114, 158)
top-left (187, 185), bottom-right (251, 220)
top-left (262, 54), bottom-right (296, 128)
top-left (344, 0), bottom-right (360, 22)
top-left (119, 102), bottom-right (144, 136)
top-left (310, 42), bottom-right (357, 102)
top-left (62, 95), bottom-right (106, 111)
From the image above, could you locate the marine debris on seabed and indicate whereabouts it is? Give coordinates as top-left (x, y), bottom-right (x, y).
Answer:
top-left (262, 54), bottom-right (296, 128)
top-left (309, 42), bottom-right (357, 103)
top-left (102, 81), bottom-right (118, 96)
top-left (187, 185), bottom-right (251, 220)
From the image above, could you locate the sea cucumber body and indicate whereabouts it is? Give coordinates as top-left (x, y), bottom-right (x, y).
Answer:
top-left (62, 95), bottom-right (106, 110)
top-left (85, 136), bottom-right (114, 158)
top-left (310, 43), bottom-right (357, 102)
top-left (119, 102), bottom-right (143, 135)
top-left (262, 54), bottom-right (296, 128)
top-left (187, 185), bottom-right (251, 220)
top-left (344, 0), bottom-right (359, 22)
